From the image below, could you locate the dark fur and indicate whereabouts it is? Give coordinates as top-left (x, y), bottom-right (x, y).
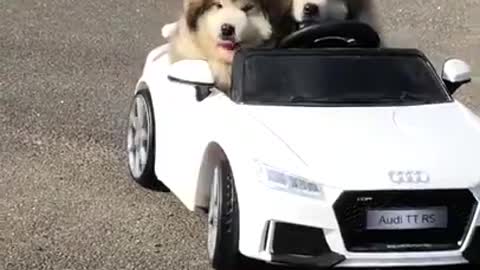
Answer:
top-left (260, 0), bottom-right (295, 43)
top-left (186, 0), bottom-right (214, 31)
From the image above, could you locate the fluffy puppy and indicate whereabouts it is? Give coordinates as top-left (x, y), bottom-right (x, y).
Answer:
top-left (291, 0), bottom-right (350, 26)
top-left (263, 0), bottom-right (379, 43)
top-left (168, 0), bottom-right (273, 93)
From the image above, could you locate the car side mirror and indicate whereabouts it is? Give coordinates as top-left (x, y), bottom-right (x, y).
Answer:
top-left (168, 60), bottom-right (215, 101)
top-left (442, 58), bottom-right (472, 94)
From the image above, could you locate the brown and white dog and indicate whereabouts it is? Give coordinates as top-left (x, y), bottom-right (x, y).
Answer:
top-left (168, 0), bottom-right (273, 93)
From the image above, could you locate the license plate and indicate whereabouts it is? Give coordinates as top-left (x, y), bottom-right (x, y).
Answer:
top-left (366, 207), bottom-right (448, 230)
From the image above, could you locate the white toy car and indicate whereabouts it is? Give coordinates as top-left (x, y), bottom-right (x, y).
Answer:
top-left (126, 21), bottom-right (479, 269)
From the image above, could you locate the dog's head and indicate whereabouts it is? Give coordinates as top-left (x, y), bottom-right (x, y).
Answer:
top-left (185, 0), bottom-right (272, 63)
top-left (291, 0), bottom-right (349, 25)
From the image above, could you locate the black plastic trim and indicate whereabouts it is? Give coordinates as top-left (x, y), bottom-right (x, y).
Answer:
top-left (270, 253), bottom-right (345, 268)
top-left (268, 222), bottom-right (345, 268)
top-left (464, 227), bottom-right (480, 264)
top-left (444, 79), bottom-right (472, 95)
top-left (270, 222), bottom-right (330, 256)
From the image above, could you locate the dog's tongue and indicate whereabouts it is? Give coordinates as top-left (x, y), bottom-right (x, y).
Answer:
top-left (218, 41), bottom-right (239, 63)
top-left (219, 41), bottom-right (238, 51)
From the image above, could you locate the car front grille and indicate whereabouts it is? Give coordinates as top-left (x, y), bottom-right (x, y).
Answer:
top-left (333, 189), bottom-right (477, 252)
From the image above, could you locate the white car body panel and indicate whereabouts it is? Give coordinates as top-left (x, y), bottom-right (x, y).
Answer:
top-left (134, 43), bottom-right (480, 268)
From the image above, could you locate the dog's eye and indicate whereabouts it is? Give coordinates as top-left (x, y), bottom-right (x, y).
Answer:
top-left (241, 4), bottom-right (254, 12)
top-left (213, 2), bottom-right (223, 9)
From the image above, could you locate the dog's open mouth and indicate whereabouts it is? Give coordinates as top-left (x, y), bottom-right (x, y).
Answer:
top-left (217, 40), bottom-right (240, 51)
top-left (217, 40), bottom-right (241, 63)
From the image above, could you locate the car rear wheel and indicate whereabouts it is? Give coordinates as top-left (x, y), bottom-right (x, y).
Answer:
top-left (207, 159), bottom-right (243, 270)
top-left (126, 89), bottom-right (169, 191)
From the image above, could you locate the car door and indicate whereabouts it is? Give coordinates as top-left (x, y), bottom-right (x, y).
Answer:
top-left (153, 79), bottom-right (207, 202)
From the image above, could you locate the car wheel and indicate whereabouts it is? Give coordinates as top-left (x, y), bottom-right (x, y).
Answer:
top-left (126, 89), bottom-right (169, 192)
top-left (207, 159), bottom-right (242, 270)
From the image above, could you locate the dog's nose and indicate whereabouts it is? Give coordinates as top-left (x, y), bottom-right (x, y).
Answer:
top-left (221, 24), bottom-right (235, 38)
top-left (303, 3), bottom-right (319, 16)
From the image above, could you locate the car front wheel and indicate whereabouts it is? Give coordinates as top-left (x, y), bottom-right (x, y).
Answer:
top-left (126, 89), bottom-right (168, 191)
top-left (207, 159), bottom-right (242, 270)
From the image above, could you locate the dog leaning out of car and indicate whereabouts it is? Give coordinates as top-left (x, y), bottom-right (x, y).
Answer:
top-left (164, 0), bottom-right (381, 93)
top-left (168, 0), bottom-right (273, 94)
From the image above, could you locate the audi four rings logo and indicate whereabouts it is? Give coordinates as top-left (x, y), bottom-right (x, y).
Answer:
top-left (389, 171), bottom-right (430, 184)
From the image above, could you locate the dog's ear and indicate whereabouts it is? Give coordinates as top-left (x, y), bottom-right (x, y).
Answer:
top-left (344, 0), bottom-right (374, 20)
top-left (260, 0), bottom-right (292, 19)
top-left (343, 0), bottom-right (379, 29)
top-left (185, 0), bottom-right (214, 31)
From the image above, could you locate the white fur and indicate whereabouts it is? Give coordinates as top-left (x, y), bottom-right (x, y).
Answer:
top-left (206, 6), bottom-right (249, 42)
top-left (162, 22), bottom-right (178, 39)
top-left (161, 6), bottom-right (272, 42)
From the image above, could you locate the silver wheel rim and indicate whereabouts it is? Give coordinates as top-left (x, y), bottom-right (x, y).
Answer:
top-left (207, 166), bottom-right (220, 260)
top-left (127, 94), bottom-right (150, 179)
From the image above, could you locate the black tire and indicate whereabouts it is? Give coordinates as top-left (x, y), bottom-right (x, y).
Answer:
top-left (207, 159), bottom-right (243, 270)
top-left (126, 89), bottom-right (169, 192)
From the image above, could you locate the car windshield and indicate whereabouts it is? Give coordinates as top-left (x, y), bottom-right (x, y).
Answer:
top-left (240, 54), bottom-right (451, 106)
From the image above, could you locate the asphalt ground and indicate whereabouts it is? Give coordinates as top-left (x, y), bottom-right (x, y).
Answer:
top-left (0, 0), bottom-right (479, 269)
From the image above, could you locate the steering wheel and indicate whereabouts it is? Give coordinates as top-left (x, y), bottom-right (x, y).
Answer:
top-left (278, 21), bottom-right (381, 49)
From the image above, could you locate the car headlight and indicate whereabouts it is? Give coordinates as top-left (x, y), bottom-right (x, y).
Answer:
top-left (255, 161), bottom-right (324, 199)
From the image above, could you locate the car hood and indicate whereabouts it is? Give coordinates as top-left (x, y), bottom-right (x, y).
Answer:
top-left (243, 102), bottom-right (480, 190)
